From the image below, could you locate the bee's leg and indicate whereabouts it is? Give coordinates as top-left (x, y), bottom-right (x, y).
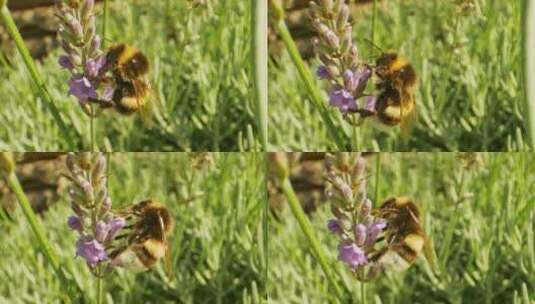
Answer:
top-left (408, 209), bottom-right (420, 224)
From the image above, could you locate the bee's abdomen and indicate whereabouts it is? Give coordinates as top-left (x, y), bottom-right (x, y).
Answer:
top-left (398, 233), bottom-right (424, 264)
top-left (134, 239), bottom-right (166, 268)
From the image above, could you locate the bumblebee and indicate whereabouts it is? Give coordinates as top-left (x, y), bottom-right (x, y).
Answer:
top-left (373, 52), bottom-right (417, 126)
top-left (103, 43), bottom-right (153, 123)
top-left (109, 200), bottom-right (174, 276)
top-left (370, 197), bottom-right (437, 274)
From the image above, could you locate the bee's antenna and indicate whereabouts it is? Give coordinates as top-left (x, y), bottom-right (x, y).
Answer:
top-left (362, 38), bottom-right (384, 53)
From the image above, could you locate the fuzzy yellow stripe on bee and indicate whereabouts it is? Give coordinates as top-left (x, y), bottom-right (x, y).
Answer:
top-left (384, 105), bottom-right (402, 120)
top-left (391, 57), bottom-right (409, 71)
top-left (404, 234), bottom-right (425, 253)
top-left (117, 45), bottom-right (140, 66)
top-left (143, 239), bottom-right (166, 259)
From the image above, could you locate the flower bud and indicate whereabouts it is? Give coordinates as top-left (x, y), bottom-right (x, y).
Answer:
top-left (77, 153), bottom-right (92, 170)
top-left (100, 196), bottom-right (112, 215)
top-left (269, 152), bottom-right (289, 181)
top-left (321, 0), bottom-right (333, 14)
top-left (337, 4), bottom-right (350, 30)
top-left (81, 0), bottom-right (94, 23)
top-left (71, 201), bottom-right (86, 217)
top-left (89, 35), bottom-right (101, 57)
top-left (334, 152), bottom-right (350, 172)
top-left (84, 17), bottom-right (96, 43)
top-left (0, 152), bottom-right (15, 175)
top-left (58, 55), bottom-right (74, 70)
top-left (327, 219), bottom-right (342, 234)
top-left (67, 215), bottom-right (84, 233)
top-left (91, 153), bottom-right (106, 183)
top-left (95, 221), bottom-right (109, 242)
top-left (106, 217), bottom-right (125, 241)
top-left (361, 198), bottom-right (372, 216)
top-left (354, 224), bottom-right (367, 246)
top-left (323, 29), bottom-right (339, 49)
top-left (67, 19), bottom-right (83, 39)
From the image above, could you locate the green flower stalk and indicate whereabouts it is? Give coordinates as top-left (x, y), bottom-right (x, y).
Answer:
top-left (270, 0), bottom-right (350, 149)
top-left (0, 152), bottom-right (82, 301)
top-left (269, 152), bottom-right (346, 300)
top-left (252, 0), bottom-right (268, 150)
top-left (0, 1), bottom-right (77, 147)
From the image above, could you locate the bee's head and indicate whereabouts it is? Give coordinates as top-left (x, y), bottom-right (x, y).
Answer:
top-left (376, 197), bottom-right (412, 218)
top-left (375, 53), bottom-right (398, 76)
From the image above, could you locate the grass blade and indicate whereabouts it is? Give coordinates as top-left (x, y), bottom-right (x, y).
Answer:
top-left (252, 0), bottom-right (268, 151)
top-left (0, 3), bottom-right (78, 148)
top-left (523, 0), bottom-right (535, 149)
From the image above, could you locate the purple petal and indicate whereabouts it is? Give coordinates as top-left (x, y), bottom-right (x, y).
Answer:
top-left (354, 224), bottom-right (367, 246)
top-left (328, 86), bottom-right (356, 114)
top-left (58, 55), bottom-right (74, 70)
top-left (366, 218), bottom-right (387, 246)
top-left (67, 215), bottom-right (83, 233)
top-left (338, 242), bottom-right (367, 268)
top-left (316, 66), bottom-right (331, 80)
top-left (360, 198), bottom-right (372, 216)
top-left (95, 221), bottom-right (109, 243)
top-left (327, 219), bottom-right (342, 234)
top-left (75, 236), bottom-right (108, 267)
top-left (353, 66), bottom-right (372, 98)
top-left (84, 56), bottom-right (106, 78)
top-left (106, 217), bottom-right (125, 241)
top-left (68, 75), bottom-right (98, 105)
top-left (363, 96), bottom-right (377, 113)
top-left (101, 84), bottom-right (115, 102)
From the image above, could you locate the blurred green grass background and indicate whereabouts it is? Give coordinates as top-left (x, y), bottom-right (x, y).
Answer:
top-left (0, 152), bottom-right (267, 303)
top-left (268, 153), bottom-right (534, 303)
top-left (0, 0), bottom-right (258, 151)
top-left (269, 0), bottom-right (528, 151)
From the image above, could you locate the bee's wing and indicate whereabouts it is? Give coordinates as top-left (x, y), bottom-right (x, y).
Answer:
top-left (132, 77), bottom-right (155, 128)
top-left (158, 212), bottom-right (174, 280)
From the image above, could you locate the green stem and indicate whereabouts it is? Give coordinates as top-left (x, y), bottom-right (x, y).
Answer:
top-left (270, 2), bottom-right (349, 150)
top-left (102, 0), bottom-right (109, 48)
top-left (374, 153), bottom-right (381, 204)
top-left (361, 281), bottom-right (366, 304)
top-left (0, 4), bottom-right (77, 148)
top-left (280, 178), bottom-right (345, 300)
top-left (371, 0), bottom-right (377, 45)
top-left (4, 168), bottom-right (82, 301)
top-left (523, 0), bottom-right (535, 149)
top-left (252, 0), bottom-right (268, 151)
top-left (352, 126), bottom-right (361, 151)
top-left (97, 273), bottom-right (103, 304)
top-left (90, 109), bottom-right (96, 152)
